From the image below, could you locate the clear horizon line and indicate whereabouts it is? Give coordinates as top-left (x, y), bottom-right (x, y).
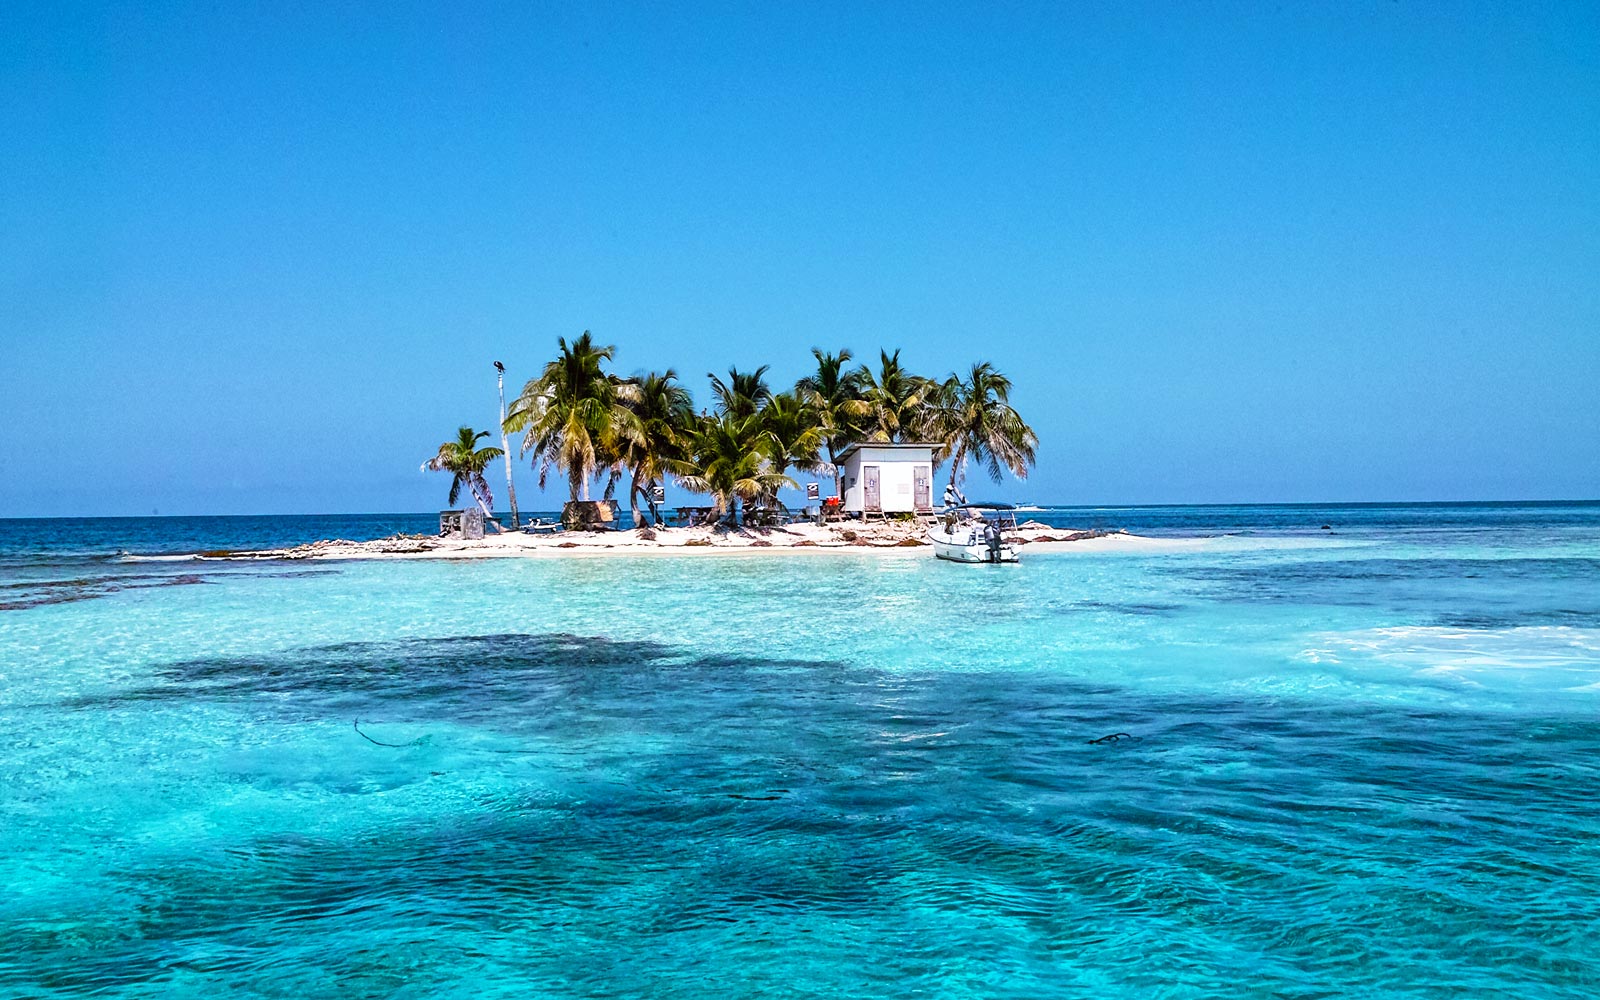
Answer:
top-left (3, 497), bottom-right (1599, 521)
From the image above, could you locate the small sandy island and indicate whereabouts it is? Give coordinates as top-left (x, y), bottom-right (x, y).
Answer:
top-left (201, 520), bottom-right (1192, 561)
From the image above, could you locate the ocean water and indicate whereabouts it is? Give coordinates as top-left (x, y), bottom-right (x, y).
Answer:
top-left (1, 502), bottom-right (1598, 998)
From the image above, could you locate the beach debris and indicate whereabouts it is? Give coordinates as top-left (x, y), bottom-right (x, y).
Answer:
top-left (378, 536), bottom-right (438, 553)
top-left (1087, 732), bottom-right (1132, 745)
top-left (1023, 529), bottom-right (1115, 544)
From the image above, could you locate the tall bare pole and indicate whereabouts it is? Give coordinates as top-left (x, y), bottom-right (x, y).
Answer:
top-left (494, 361), bottom-right (520, 528)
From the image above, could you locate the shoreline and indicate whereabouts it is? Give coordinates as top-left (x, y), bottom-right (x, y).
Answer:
top-left (185, 521), bottom-right (1196, 561)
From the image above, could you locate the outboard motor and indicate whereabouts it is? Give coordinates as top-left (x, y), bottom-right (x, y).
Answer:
top-left (984, 521), bottom-right (1002, 563)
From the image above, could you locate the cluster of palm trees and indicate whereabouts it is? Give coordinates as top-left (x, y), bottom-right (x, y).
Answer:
top-left (431, 332), bottom-right (1037, 528)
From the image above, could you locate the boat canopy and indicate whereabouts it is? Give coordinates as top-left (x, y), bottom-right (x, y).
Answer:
top-left (950, 502), bottom-right (1016, 511)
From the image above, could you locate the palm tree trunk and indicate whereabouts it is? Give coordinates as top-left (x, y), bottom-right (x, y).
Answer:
top-left (629, 472), bottom-right (644, 529)
top-left (770, 462), bottom-right (787, 511)
top-left (948, 444), bottom-right (967, 493)
top-left (469, 480), bottom-right (496, 522)
top-left (829, 442), bottom-right (843, 500)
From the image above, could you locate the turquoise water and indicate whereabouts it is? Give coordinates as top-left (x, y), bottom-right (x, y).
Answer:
top-left (2, 503), bottom-right (1598, 997)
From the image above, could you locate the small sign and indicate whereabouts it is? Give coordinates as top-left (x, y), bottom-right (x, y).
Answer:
top-left (651, 484), bottom-right (667, 503)
top-left (806, 482), bottom-right (820, 501)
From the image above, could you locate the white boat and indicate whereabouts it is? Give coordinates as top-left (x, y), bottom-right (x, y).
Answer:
top-left (928, 504), bottom-right (1020, 563)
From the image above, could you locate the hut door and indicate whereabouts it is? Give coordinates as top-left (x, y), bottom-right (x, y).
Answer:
top-left (913, 466), bottom-right (931, 512)
top-left (863, 465), bottom-right (881, 513)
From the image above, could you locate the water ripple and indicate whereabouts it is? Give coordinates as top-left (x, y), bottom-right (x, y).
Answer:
top-left (5, 632), bottom-right (1600, 997)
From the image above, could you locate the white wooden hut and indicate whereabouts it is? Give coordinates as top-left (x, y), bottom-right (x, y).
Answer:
top-left (837, 442), bottom-right (938, 516)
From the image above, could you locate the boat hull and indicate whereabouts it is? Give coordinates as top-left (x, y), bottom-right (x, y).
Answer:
top-left (927, 528), bottom-right (1019, 563)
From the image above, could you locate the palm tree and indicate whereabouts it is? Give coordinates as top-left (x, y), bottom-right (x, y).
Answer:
top-left (504, 332), bottom-right (635, 502)
top-left (677, 413), bottom-right (794, 526)
top-left (858, 348), bottom-right (935, 443)
top-left (619, 369), bottom-right (695, 527)
top-left (707, 365), bottom-right (772, 420)
top-left (423, 426), bottom-right (502, 517)
top-left (759, 392), bottom-right (828, 507)
top-left (929, 362), bottom-right (1038, 495)
top-left (794, 347), bottom-right (868, 499)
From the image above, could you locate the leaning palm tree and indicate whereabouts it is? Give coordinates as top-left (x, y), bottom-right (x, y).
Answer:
top-left (504, 332), bottom-right (635, 502)
top-left (858, 348), bottom-right (935, 443)
top-left (794, 347), bottom-right (869, 499)
top-left (618, 369), bottom-right (696, 527)
top-left (707, 365), bottom-right (773, 420)
top-left (677, 413), bottom-right (794, 526)
top-left (929, 362), bottom-right (1038, 495)
top-left (423, 426), bottom-right (502, 517)
top-left (759, 392), bottom-right (828, 507)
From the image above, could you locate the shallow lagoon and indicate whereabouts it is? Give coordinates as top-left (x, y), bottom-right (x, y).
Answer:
top-left (2, 504), bottom-right (1598, 998)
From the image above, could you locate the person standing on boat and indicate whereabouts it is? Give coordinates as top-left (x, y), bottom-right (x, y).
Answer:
top-left (942, 483), bottom-right (966, 510)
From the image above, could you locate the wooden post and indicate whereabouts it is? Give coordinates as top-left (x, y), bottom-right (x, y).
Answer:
top-left (495, 362), bottom-right (520, 528)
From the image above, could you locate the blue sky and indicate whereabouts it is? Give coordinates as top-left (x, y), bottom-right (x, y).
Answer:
top-left (3, 2), bottom-right (1596, 516)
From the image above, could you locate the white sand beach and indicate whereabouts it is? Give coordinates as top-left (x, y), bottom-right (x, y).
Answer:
top-left (208, 521), bottom-right (1200, 561)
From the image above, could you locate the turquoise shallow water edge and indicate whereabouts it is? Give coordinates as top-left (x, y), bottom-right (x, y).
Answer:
top-left (2, 503), bottom-right (1598, 998)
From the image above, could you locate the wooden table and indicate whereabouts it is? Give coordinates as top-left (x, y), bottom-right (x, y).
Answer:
top-left (673, 506), bottom-right (716, 527)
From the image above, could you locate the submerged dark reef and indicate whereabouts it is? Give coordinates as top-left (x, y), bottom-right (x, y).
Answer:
top-left (0, 572), bottom-right (213, 611)
top-left (0, 566), bottom-right (339, 612)
top-left (12, 631), bottom-right (1600, 998)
